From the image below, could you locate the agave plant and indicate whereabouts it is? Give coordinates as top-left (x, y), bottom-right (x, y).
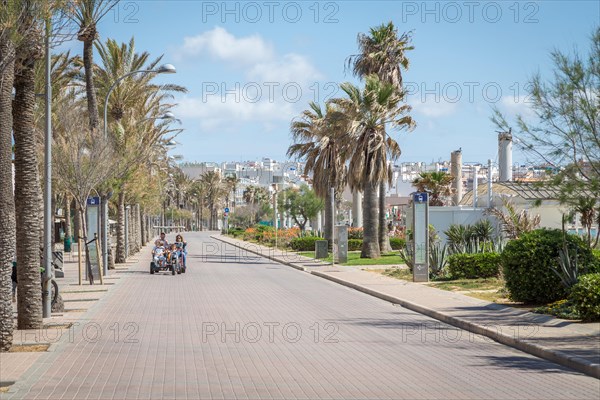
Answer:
top-left (551, 240), bottom-right (588, 290)
top-left (398, 241), bottom-right (414, 272)
top-left (429, 242), bottom-right (448, 278)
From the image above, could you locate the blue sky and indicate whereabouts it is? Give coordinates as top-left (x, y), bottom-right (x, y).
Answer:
top-left (82, 0), bottom-right (600, 165)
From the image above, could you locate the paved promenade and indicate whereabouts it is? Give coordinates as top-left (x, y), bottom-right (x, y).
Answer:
top-left (2, 232), bottom-right (599, 399)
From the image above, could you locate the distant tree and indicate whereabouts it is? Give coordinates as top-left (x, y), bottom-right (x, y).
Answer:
top-left (411, 171), bottom-right (454, 206)
top-left (492, 26), bottom-right (599, 245)
top-left (278, 185), bottom-right (324, 231)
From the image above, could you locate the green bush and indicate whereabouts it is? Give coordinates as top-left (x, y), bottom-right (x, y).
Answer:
top-left (290, 236), bottom-right (323, 251)
top-left (569, 273), bottom-right (600, 321)
top-left (594, 249), bottom-right (600, 266)
top-left (501, 229), bottom-right (596, 304)
top-left (348, 239), bottom-right (363, 251)
top-left (447, 253), bottom-right (501, 279)
top-left (389, 237), bottom-right (406, 250)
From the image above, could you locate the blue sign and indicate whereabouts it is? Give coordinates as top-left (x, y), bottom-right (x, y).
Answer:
top-left (413, 192), bottom-right (428, 203)
top-left (224, 207), bottom-right (230, 213)
top-left (87, 197), bottom-right (100, 206)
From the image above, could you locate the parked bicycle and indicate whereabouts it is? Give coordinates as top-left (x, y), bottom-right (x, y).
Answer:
top-left (12, 260), bottom-right (60, 307)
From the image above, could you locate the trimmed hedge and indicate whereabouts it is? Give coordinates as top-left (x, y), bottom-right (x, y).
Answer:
top-left (290, 236), bottom-right (323, 251)
top-left (501, 229), bottom-right (596, 304)
top-left (570, 273), bottom-right (600, 321)
top-left (447, 253), bottom-right (501, 279)
top-left (348, 239), bottom-right (362, 251)
top-left (389, 237), bottom-right (406, 250)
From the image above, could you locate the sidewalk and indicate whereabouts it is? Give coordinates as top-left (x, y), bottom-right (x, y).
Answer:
top-left (212, 234), bottom-right (600, 379)
top-left (1, 248), bottom-right (145, 390)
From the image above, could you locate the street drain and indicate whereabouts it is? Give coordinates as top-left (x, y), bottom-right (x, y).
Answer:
top-left (64, 308), bottom-right (87, 312)
top-left (43, 322), bottom-right (73, 329)
top-left (9, 344), bottom-right (50, 352)
top-left (63, 298), bottom-right (100, 302)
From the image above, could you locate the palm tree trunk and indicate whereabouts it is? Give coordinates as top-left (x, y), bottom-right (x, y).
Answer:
top-left (82, 37), bottom-right (99, 132)
top-left (324, 188), bottom-right (333, 250)
top-left (116, 191), bottom-right (126, 263)
top-left (140, 208), bottom-right (146, 245)
top-left (14, 46), bottom-right (43, 329)
top-left (361, 181), bottom-right (380, 258)
top-left (74, 202), bottom-right (82, 243)
top-left (379, 181), bottom-right (392, 253)
top-left (0, 34), bottom-right (16, 351)
top-left (64, 194), bottom-right (72, 245)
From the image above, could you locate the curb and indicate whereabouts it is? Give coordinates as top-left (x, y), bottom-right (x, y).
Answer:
top-left (311, 271), bottom-right (600, 379)
top-left (211, 235), bottom-right (600, 380)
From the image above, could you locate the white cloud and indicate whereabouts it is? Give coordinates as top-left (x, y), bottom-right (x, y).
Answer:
top-left (248, 53), bottom-right (322, 85)
top-left (410, 99), bottom-right (459, 118)
top-left (497, 95), bottom-right (535, 119)
top-left (178, 27), bottom-right (274, 65)
top-left (176, 95), bottom-right (296, 131)
top-left (173, 27), bottom-right (323, 133)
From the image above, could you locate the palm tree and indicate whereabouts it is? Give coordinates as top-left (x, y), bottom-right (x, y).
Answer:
top-left (92, 37), bottom-right (185, 263)
top-left (200, 171), bottom-right (226, 230)
top-left (0, 3), bottom-right (18, 350)
top-left (69, 0), bottom-right (119, 132)
top-left (224, 175), bottom-right (240, 211)
top-left (288, 102), bottom-right (347, 247)
top-left (485, 197), bottom-right (541, 239)
top-left (332, 75), bottom-right (414, 258)
top-left (412, 171), bottom-right (454, 206)
top-left (13, 3), bottom-right (44, 329)
top-left (347, 22), bottom-right (414, 253)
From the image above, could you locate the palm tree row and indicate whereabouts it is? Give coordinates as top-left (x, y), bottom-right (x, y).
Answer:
top-left (288, 22), bottom-right (415, 258)
top-left (0, 0), bottom-right (183, 350)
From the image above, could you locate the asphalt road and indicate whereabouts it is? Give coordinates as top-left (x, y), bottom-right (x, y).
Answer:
top-left (8, 232), bottom-right (600, 399)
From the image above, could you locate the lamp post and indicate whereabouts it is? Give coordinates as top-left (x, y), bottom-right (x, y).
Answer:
top-left (101, 64), bottom-right (176, 275)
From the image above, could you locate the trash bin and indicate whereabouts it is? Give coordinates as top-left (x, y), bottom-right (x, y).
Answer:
top-left (315, 240), bottom-right (328, 259)
top-left (64, 236), bottom-right (72, 252)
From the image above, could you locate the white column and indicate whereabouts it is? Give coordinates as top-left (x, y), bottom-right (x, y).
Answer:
top-left (352, 190), bottom-right (363, 227)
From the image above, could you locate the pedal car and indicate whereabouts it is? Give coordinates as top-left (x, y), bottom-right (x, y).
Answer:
top-left (150, 242), bottom-right (180, 275)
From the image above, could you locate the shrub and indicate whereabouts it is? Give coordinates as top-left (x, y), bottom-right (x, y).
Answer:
top-left (447, 253), bottom-right (501, 279)
top-left (348, 239), bottom-right (362, 251)
top-left (290, 236), bottom-right (323, 251)
top-left (501, 229), bottom-right (596, 304)
top-left (569, 273), bottom-right (600, 321)
top-left (348, 227), bottom-right (364, 239)
top-left (389, 237), bottom-right (406, 250)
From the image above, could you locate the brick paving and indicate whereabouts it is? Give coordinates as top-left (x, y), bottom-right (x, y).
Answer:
top-left (3, 232), bottom-right (600, 399)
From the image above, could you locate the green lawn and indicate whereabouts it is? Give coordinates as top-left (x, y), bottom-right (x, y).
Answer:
top-left (298, 251), bottom-right (405, 266)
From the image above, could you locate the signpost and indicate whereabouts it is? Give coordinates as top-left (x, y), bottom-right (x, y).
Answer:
top-left (412, 192), bottom-right (429, 282)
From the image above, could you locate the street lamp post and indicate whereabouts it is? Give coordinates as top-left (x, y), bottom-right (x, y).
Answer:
top-left (101, 64), bottom-right (176, 275)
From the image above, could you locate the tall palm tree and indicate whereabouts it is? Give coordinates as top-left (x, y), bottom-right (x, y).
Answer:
top-left (92, 37), bottom-right (185, 263)
top-left (332, 75), bottom-right (414, 258)
top-left (0, 3), bottom-right (18, 350)
top-left (69, 0), bottom-right (119, 132)
top-left (347, 22), bottom-right (414, 253)
top-left (13, 3), bottom-right (44, 329)
top-left (200, 171), bottom-right (226, 230)
top-left (288, 102), bottom-right (347, 246)
top-left (224, 175), bottom-right (240, 211)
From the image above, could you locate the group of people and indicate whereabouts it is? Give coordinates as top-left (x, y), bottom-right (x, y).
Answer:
top-left (152, 232), bottom-right (187, 267)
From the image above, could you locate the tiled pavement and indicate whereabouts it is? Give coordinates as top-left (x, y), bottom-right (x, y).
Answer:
top-left (2, 232), bottom-right (600, 399)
